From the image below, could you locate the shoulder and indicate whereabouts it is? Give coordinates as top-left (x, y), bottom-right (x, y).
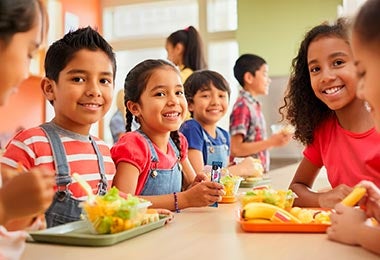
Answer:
top-left (10, 126), bottom-right (47, 142)
top-left (180, 68), bottom-right (193, 83)
top-left (180, 119), bottom-right (202, 132)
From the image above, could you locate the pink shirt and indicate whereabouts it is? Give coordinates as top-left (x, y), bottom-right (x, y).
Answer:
top-left (304, 116), bottom-right (380, 188)
top-left (111, 131), bottom-right (188, 195)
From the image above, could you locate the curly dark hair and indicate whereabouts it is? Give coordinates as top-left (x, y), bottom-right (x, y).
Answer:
top-left (279, 18), bottom-right (350, 145)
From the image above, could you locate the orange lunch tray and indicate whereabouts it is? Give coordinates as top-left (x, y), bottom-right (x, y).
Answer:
top-left (239, 220), bottom-right (330, 233)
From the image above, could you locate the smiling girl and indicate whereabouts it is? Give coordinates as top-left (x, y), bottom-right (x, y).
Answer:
top-left (280, 18), bottom-right (380, 208)
top-left (111, 59), bottom-right (224, 211)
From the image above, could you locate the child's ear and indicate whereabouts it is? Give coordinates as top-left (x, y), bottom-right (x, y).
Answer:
top-left (127, 101), bottom-right (140, 116)
top-left (175, 43), bottom-right (185, 56)
top-left (243, 72), bottom-right (255, 85)
top-left (41, 77), bottom-right (56, 102)
top-left (187, 102), bottom-right (194, 112)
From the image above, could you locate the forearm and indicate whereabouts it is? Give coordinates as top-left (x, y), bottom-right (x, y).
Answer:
top-left (138, 192), bottom-right (190, 211)
top-left (231, 139), bottom-right (273, 157)
top-left (357, 222), bottom-right (380, 255)
top-left (290, 183), bottom-right (321, 207)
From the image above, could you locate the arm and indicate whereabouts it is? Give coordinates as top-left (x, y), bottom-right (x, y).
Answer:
top-left (0, 166), bottom-right (55, 226)
top-left (289, 158), bottom-right (352, 208)
top-left (327, 203), bottom-right (380, 255)
top-left (358, 180), bottom-right (380, 221)
top-left (112, 162), bottom-right (140, 195)
top-left (179, 157), bottom-right (197, 189)
top-left (230, 132), bottom-right (291, 158)
top-left (113, 162), bottom-right (224, 210)
top-left (187, 148), bottom-right (205, 175)
top-left (227, 156), bottom-right (263, 177)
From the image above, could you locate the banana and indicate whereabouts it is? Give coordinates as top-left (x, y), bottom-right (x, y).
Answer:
top-left (242, 202), bottom-right (301, 223)
top-left (341, 186), bottom-right (367, 207)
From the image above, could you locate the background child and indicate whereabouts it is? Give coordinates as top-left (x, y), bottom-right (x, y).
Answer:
top-left (280, 18), bottom-right (380, 208)
top-left (0, 0), bottom-right (55, 258)
top-left (327, 0), bottom-right (380, 255)
top-left (111, 59), bottom-right (224, 211)
top-left (166, 26), bottom-right (207, 83)
top-left (180, 69), bottom-right (263, 177)
top-left (109, 89), bottom-right (126, 143)
top-left (1, 27), bottom-right (117, 228)
top-left (229, 54), bottom-right (291, 172)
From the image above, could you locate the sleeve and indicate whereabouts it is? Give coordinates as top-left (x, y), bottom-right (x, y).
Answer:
top-left (229, 100), bottom-right (251, 137)
top-left (110, 133), bottom-right (151, 173)
top-left (179, 120), bottom-right (204, 151)
top-left (179, 132), bottom-right (189, 162)
top-left (1, 128), bottom-right (43, 170)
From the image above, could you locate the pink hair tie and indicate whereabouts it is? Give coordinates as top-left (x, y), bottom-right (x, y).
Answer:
top-left (184, 26), bottom-right (190, 31)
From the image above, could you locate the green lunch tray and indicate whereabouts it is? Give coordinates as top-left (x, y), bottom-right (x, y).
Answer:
top-left (28, 216), bottom-right (168, 247)
top-left (239, 177), bottom-right (271, 188)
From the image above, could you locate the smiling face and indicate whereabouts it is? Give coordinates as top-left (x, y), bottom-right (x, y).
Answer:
top-left (188, 83), bottom-right (228, 127)
top-left (307, 36), bottom-right (357, 111)
top-left (129, 66), bottom-right (187, 135)
top-left (42, 49), bottom-right (114, 135)
top-left (352, 33), bottom-right (380, 132)
top-left (0, 8), bottom-right (42, 106)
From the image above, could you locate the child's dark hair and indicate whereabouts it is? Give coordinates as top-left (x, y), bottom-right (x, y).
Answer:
top-left (279, 18), bottom-right (349, 145)
top-left (233, 54), bottom-right (266, 87)
top-left (0, 0), bottom-right (48, 46)
top-left (184, 70), bottom-right (230, 117)
top-left (353, 0), bottom-right (380, 48)
top-left (124, 59), bottom-right (183, 158)
top-left (167, 26), bottom-right (207, 71)
top-left (44, 26), bottom-right (116, 82)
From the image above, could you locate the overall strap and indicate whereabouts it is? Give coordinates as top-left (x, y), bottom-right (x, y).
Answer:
top-left (89, 136), bottom-right (107, 195)
top-left (137, 129), bottom-right (159, 162)
top-left (40, 123), bottom-right (71, 187)
top-left (215, 127), bottom-right (227, 144)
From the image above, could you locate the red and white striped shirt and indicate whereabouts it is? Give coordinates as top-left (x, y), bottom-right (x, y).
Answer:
top-left (1, 126), bottom-right (115, 200)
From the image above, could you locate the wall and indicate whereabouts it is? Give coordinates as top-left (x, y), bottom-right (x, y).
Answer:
top-left (0, 76), bottom-right (45, 147)
top-left (237, 0), bottom-right (341, 76)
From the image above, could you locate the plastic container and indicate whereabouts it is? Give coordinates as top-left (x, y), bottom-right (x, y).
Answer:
top-left (81, 187), bottom-right (153, 234)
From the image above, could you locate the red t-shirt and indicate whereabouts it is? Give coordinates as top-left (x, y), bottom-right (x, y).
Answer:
top-left (304, 116), bottom-right (380, 188)
top-left (111, 131), bottom-right (188, 195)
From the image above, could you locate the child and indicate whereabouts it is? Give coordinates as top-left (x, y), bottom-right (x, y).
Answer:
top-left (0, 0), bottom-right (55, 258)
top-left (166, 26), bottom-right (207, 83)
top-left (229, 54), bottom-right (291, 172)
top-left (111, 59), bottom-right (224, 211)
top-left (1, 26), bottom-right (117, 228)
top-left (180, 69), bottom-right (264, 177)
top-left (280, 18), bottom-right (380, 208)
top-left (327, 0), bottom-right (380, 255)
top-left (109, 89), bottom-right (126, 143)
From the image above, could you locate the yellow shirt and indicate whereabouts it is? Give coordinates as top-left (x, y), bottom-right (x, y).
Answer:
top-left (179, 67), bottom-right (193, 120)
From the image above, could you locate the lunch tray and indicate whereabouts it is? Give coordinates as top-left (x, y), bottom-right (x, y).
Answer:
top-left (239, 220), bottom-right (330, 233)
top-left (28, 215), bottom-right (169, 247)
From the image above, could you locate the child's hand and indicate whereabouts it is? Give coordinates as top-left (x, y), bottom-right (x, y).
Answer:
top-left (184, 181), bottom-right (225, 207)
top-left (155, 208), bottom-right (174, 224)
top-left (358, 180), bottom-right (380, 221)
top-left (268, 132), bottom-right (292, 147)
top-left (0, 167), bottom-right (55, 224)
top-left (327, 203), bottom-right (367, 245)
top-left (318, 184), bottom-right (353, 208)
top-left (232, 157), bottom-right (263, 177)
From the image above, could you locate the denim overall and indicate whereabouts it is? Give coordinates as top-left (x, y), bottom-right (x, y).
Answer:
top-left (138, 130), bottom-right (182, 196)
top-left (203, 128), bottom-right (229, 168)
top-left (40, 123), bottom-right (108, 228)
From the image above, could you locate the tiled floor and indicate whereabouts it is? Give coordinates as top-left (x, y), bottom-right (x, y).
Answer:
top-left (270, 157), bottom-right (301, 170)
